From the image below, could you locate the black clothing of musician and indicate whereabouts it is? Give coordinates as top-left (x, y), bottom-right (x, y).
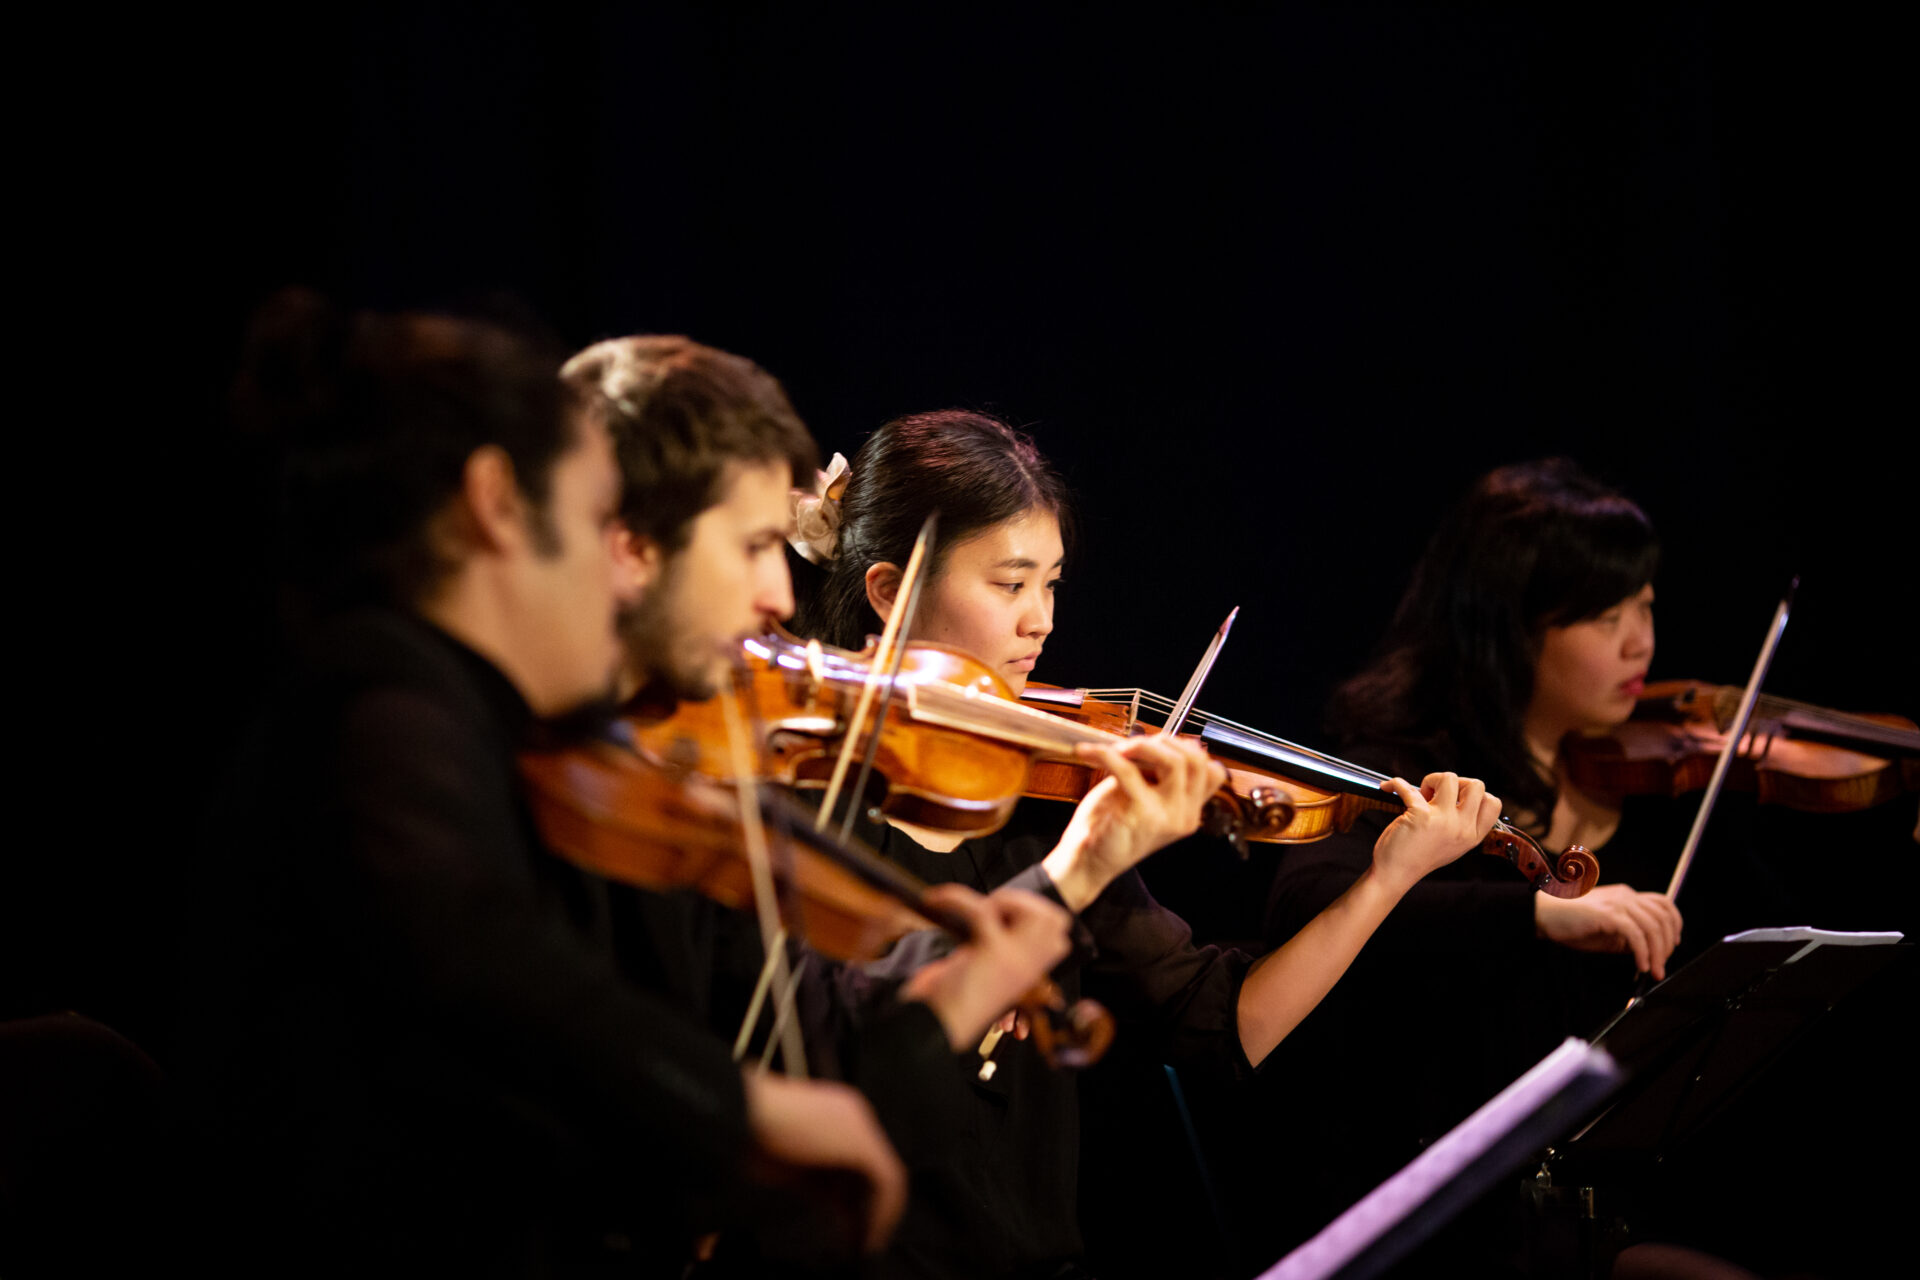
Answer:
top-left (1249, 738), bottom-right (1694, 1273)
top-left (176, 610), bottom-right (946, 1275)
top-left (850, 801), bottom-right (1259, 1280)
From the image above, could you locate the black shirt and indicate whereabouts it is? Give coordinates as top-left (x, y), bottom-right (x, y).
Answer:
top-left (850, 802), bottom-right (1258, 1280)
top-left (177, 610), bottom-right (757, 1275)
top-left (1249, 740), bottom-right (1695, 1271)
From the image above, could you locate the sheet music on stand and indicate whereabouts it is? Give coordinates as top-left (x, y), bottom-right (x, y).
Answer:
top-left (1257, 1039), bottom-right (1622, 1280)
top-left (1566, 926), bottom-right (1905, 1163)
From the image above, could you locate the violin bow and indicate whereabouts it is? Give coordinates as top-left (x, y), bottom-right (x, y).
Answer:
top-left (838, 519), bottom-right (941, 847)
top-left (1665, 579), bottom-right (1798, 903)
top-left (815, 512), bottom-right (939, 842)
top-left (993, 610), bottom-right (1245, 1073)
top-left (1162, 607), bottom-right (1238, 737)
top-left (721, 677), bottom-right (811, 1077)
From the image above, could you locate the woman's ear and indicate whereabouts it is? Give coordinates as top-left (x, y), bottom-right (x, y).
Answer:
top-left (864, 561), bottom-right (902, 621)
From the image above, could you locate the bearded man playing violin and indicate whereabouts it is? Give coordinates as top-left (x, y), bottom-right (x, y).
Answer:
top-left (559, 335), bottom-right (1096, 1266)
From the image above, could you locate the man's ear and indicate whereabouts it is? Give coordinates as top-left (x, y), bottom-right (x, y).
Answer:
top-left (455, 445), bottom-right (526, 553)
top-left (611, 521), bottom-right (663, 603)
top-left (864, 561), bottom-right (902, 621)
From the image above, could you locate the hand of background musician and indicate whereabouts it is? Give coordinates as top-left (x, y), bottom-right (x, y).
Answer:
top-left (740, 1071), bottom-right (907, 1255)
top-left (900, 883), bottom-right (1073, 1050)
top-left (1535, 883), bottom-right (1683, 979)
top-left (1040, 735), bottom-right (1228, 912)
top-left (1369, 772), bottom-right (1503, 896)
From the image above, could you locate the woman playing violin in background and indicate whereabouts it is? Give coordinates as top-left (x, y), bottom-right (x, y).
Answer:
top-left (1246, 459), bottom-right (1688, 1272)
top-left (1282, 459), bottom-right (1684, 973)
top-left (790, 409), bottom-right (1505, 1280)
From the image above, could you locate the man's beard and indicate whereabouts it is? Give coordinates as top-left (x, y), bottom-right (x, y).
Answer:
top-left (615, 558), bottom-right (723, 704)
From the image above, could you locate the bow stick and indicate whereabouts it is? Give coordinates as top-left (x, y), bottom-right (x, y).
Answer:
top-left (814, 513), bottom-right (939, 840)
top-left (981, 608), bottom-right (1242, 1074)
top-left (1665, 580), bottom-right (1797, 903)
top-left (1162, 607), bottom-right (1238, 737)
top-left (722, 679), bottom-right (811, 1077)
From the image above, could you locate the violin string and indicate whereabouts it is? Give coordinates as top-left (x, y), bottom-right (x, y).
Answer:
top-left (1667, 679), bottom-right (1918, 761)
top-left (1751, 690), bottom-right (1843, 724)
top-left (1059, 687), bottom-right (1561, 881)
top-left (1079, 687), bottom-right (1394, 784)
top-left (1074, 685), bottom-right (1543, 839)
top-left (1757, 692), bottom-right (1919, 746)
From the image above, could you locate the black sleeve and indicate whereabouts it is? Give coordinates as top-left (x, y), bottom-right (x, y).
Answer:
top-left (1260, 810), bottom-right (1538, 959)
top-left (975, 861), bottom-right (1257, 1078)
top-left (1073, 868), bottom-right (1258, 1077)
top-left (838, 998), bottom-right (964, 1169)
top-left (704, 890), bottom-right (966, 1170)
top-left (324, 684), bottom-right (753, 1190)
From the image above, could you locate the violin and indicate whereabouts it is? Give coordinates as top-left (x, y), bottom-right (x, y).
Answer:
top-left (1018, 684), bottom-right (1600, 898)
top-left (626, 629), bottom-right (1298, 853)
top-left (629, 630), bottom-right (1592, 897)
top-left (519, 727), bottom-right (1115, 1068)
top-left (1019, 684), bottom-right (1360, 839)
top-left (1561, 678), bottom-right (1920, 814)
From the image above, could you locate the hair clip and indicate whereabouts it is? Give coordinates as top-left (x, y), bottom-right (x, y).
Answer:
top-left (789, 452), bottom-right (851, 564)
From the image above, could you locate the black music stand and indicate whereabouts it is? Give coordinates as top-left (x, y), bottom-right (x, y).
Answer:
top-left (1561, 927), bottom-right (1907, 1170)
top-left (1256, 929), bottom-right (1908, 1280)
top-left (1256, 1039), bottom-right (1623, 1280)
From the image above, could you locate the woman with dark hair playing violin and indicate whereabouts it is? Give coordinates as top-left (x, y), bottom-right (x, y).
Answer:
top-left (1249, 459), bottom-right (1686, 1272)
top-left (1288, 458), bottom-right (1684, 973)
top-left (788, 409), bottom-right (1507, 1280)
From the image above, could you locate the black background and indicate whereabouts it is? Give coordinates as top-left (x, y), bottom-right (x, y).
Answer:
top-left (14, 3), bottom-right (1916, 1274)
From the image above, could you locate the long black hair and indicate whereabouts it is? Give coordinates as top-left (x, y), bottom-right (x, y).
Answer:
top-left (1328, 459), bottom-right (1659, 823)
top-left (792, 409), bottom-right (1073, 651)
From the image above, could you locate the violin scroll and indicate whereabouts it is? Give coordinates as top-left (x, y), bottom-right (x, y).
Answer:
top-left (1484, 825), bottom-right (1597, 900)
top-left (1025, 980), bottom-right (1117, 1069)
top-left (1201, 785), bottom-right (1297, 857)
